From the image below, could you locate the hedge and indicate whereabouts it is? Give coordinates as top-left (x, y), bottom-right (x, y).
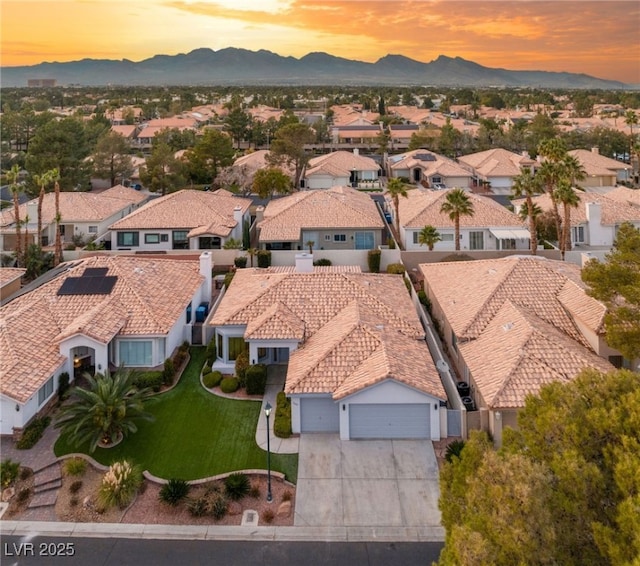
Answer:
top-left (367, 249), bottom-right (381, 273)
top-left (220, 377), bottom-right (240, 394)
top-left (257, 250), bottom-right (272, 268)
top-left (245, 364), bottom-right (267, 395)
top-left (133, 371), bottom-right (163, 392)
top-left (274, 391), bottom-right (292, 438)
top-left (203, 371), bottom-right (224, 389)
top-left (16, 416), bottom-right (51, 449)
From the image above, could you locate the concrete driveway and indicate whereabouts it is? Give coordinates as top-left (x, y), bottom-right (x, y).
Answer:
top-left (294, 434), bottom-right (442, 528)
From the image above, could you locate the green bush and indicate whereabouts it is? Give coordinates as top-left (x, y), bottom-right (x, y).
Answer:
top-left (257, 249), bottom-right (272, 268)
top-left (57, 372), bottom-right (70, 401)
top-left (187, 496), bottom-right (208, 517)
top-left (367, 249), bottom-right (381, 273)
top-left (133, 371), bottom-right (163, 393)
top-left (224, 271), bottom-right (235, 288)
top-left (159, 478), bottom-right (190, 506)
top-left (16, 487), bottom-right (31, 504)
top-left (63, 457), bottom-right (87, 477)
top-left (202, 364), bottom-right (212, 376)
top-left (386, 262), bottom-right (405, 274)
top-left (205, 339), bottom-right (217, 365)
top-left (445, 439), bottom-right (466, 463)
top-left (210, 494), bottom-right (228, 520)
top-left (16, 416), bottom-right (51, 449)
top-left (235, 350), bottom-right (250, 386)
top-left (203, 371), bottom-right (224, 389)
top-left (274, 391), bottom-right (292, 438)
top-left (224, 473), bottom-right (250, 501)
top-left (162, 358), bottom-right (175, 386)
top-left (1, 459), bottom-right (20, 489)
top-left (313, 258), bottom-right (332, 266)
top-left (220, 377), bottom-right (239, 394)
top-left (245, 364), bottom-right (268, 395)
top-left (418, 290), bottom-right (431, 312)
top-left (234, 256), bottom-right (247, 268)
top-left (97, 460), bottom-right (143, 510)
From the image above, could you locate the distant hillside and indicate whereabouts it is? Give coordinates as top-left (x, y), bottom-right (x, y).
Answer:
top-left (0, 48), bottom-right (629, 89)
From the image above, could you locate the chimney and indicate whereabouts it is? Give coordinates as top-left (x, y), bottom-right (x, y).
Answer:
top-left (353, 148), bottom-right (359, 156)
top-left (199, 251), bottom-right (213, 299)
top-left (233, 205), bottom-right (243, 239)
top-left (591, 147), bottom-right (599, 154)
top-left (255, 205), bottom-right (265, 224)
top-left (26, 201), bottom-right (38, 228)
top-left (295, 252), bottom-right (313, 273)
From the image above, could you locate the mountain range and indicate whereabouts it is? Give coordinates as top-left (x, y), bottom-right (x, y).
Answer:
top-left (0, 48), bottom-right (629, 89)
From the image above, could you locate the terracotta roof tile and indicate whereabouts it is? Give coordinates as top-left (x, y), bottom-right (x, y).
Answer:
top-left (458, 148), bottom-right (534, 177)
top-left (0, 267), bottom-right (26, 285)
top-left (245, 302), bottom-right (306, 340)
top-left (306, 151), bottom-right (379, 177)
top-left (604, 187), bottom-right (640, 207)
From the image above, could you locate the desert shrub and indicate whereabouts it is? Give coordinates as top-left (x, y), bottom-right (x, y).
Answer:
top-left (210, 494), bottom-right (228, 520)
top-left (257, 249), bottom-right (271, 268)
top-left (205, 339), bottom-right (217, 365)
top-left (245, 364), bottom-right (268, 395)
top-left (274, 391), bottom-right (292, 438)
top-left (64, 457), bottom-right (87, 477)
top-left (159, 478), bottom-right (190, 506)
top-left (187, 496), bottom-right (208, 517)
top-left (224, 473), bottom-right (250, 501)
top-left (132, 371), bottom-right (163, 393)
top-left (220, 377), bottom-right (239, 394)
top-left (445, 439), bottom-right (466, 463)
top-left (367, 249), bottom-right (381, 273)
top-left (16, 416), bottom-right (51, 449)
top-left (69, 480), bottom-right (83, 494)
top-left (282, 490), bottom-right (292, 502)
top-left (97, 460), bottom-right (143, 510)
top-left (174, 349), bottom-right (187, 368)
top-left (16, 488), bottom-right (31, 504)
top-left (19, 467), bottom-right (32, 481)
top-left (234, 256), bottom-right (247, 268)
top-left (57, 372), bottom-right (70, 401)
top-left (202, 363), bottom-right (212, 376)
top-left (261, 509), bottom-right (275, 524)
top-left (235, 350), bottom-right (250, 386)
top-left (1, 459), bottom-right (20, 489)
top-left (70, 497), bottom-right (79, 507)
top-left (249, 484), bottom-right (261, 498)
top-left (162, 358), bottom-right (175, 386)
top-left (203, 371), bottom-right (223, 389)
top-left (386, 262), bottom-right (405, 274)
top-left (313, 258), bottom-right (332, 266)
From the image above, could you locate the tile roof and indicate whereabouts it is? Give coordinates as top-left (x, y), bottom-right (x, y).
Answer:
top-left (395, 188), bottom-right (526, 229)
top-left (389, 149), bottom-right (472, 179)
top-left (0, 267), bottom-right (26, 286)
top-left (245, 302), bottom-right (306, 341)
top-left (458, 148), bottom-right (534, 178)
top-left (258, 186), bottom-right (384, 242)
top-left (1, 255), bottom-right (204, 403)
top-left (109, 189), bottom-right (252, 236)
top-left (306, 151), bottom-right (379, 177)
top-left (569, 149), bottom-right (631, 174)
top-left (110, 125), bottom-right (137, 138)
top-left (604, 187), bottom-right (640, 207)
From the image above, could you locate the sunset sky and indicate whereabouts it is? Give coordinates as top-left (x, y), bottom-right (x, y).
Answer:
top-left (2, 0), bottom-right (639, 83)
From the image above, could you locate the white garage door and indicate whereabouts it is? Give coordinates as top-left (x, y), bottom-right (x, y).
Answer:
top-left (300, 397), bottom-right (340, 433)
top-left (349, 403), bottom-right (430, 439)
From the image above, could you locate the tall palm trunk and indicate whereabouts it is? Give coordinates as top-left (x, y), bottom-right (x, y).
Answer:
top-left (527, 197), bottom-right (538, 255)
top-left (37, 185), bottom-right (45, 247)
top-left (23, 215), bottom-right (30, 257)
top-left (454, 215), bottom-right (461, 251)
top-left (548, 189), bottom-right (562, 246)
top-left (12, 190), bottom-right (22, 266)
top-left (562, 204), bottom-right (573, 260)
top-left (54, 180), bottom-right (62, 266)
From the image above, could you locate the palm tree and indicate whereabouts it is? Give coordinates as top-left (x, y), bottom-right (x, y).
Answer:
top-left (418, 225), bottom-right (441, 251)
top-left (32, 168), bottom-right (57, 247)
top-left (511, 169), bottom-right (541, 255)
top-left (560, 154), bottom-right (586, 188)
top-left (55, 368), bottom-right (156, 453)
top-left (535, 160), bottom-right (562, 246)
top-left (52, 170), bottom-right (62, 266)
top-left (554, 180), bottom-right (580, 261)
top-left (305, 240), bottom-right (315, 253)
top-left (5, 165), bottom-right (23, 266)
top-left (386, 177), bottom-right (409, 240)
top-left (440, 189), bottom-right (475, 251)
top-left (247, 247), bottom-right (258, 267)
top-left (625, 110), bottom-right (639, 167)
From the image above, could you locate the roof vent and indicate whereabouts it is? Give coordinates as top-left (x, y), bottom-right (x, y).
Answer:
top-left (502, 322), bottom-right (514, 331)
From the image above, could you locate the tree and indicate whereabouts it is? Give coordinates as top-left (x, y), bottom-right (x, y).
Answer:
top-left (55, 368), bottom-right (155, 453)
top-left (582, 223), bottom-right (640, 360)
top-left (53, 172), bottom-right (63, 266)
top-left (417, 225), bottom-right (441, 251)
top-left (139, 141), bottom-right (184, 196)
top-left (437, 118), bottom-right (462, 158)
top-left (92, 131), bottom-right (134, 187)
top-left (554, 180), bottom-right (580, 260)
top-left (182, 129), bottom-right (234, 186)
top-left (624, 109), bottom-right (638, 161)
top-left (511, 169), bottom-right (541, 255)
top-left (386, 177), bottom-right (409, 239)
top-left (267, 123), bottom-right (315, 189)
top-left (224, 107), bottom-right (251, 149)
top-left (31, 168), bottom-right (58, 246)
top-left (440, 189), bottom-right (474, 251)
top-left (5, 164), bottom-right (23, 266)
top-left (252, 167), bottom-right (292, 199)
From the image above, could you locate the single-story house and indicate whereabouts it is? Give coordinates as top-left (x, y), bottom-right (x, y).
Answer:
top-left (0, 253), bottom-right (212, 437)
top-left (392, 188), bottom-right (530, 251)
top-left (302, 150), bottom-right (380, 190)
top-left (0, 267), bottom-right (25, 301)
top-left (0, 184), bottom-right (147, 252)
top-left (567, 148), bottom-right (632, 187)
top-left (420, 256), bottom-right (615, 445)
top-left (109, 189), bottom-right (252, 251)
top-left (217, 150), bottom-right (294, 194)
top-left (257, 186), bottom-right (385, 251)
top-left (387, 149), bottom-right (472, 188)
top-left (210, 263), bottom-right (446, 440)
top-left (457, 148), bottom-right (535, 194)
top-left (331, 125), bottom-right (382, 146)
top-left (603, 186), bottom-right (640, 208)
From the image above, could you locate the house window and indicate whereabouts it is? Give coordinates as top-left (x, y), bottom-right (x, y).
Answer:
top-left (172, 230), bottom-right (189, 250)
top-left (441, 233), bottom-right (454, 242)
top-left (117, 231), bottom-right (139, 247)
top-left (199, 236), bottom-right (221, 249)
top-left (501, 238), bottom-right (516, 250)
top-left (451, 331), bottom-right (458, 353)
top-left (217, 333), bottom-right (223, 360)
top-left (228, 337), bottom-right (246, 361)
top-left (413, 232), bottom-right (419, 245)
top-left (355, 231), bottom-right (374, 250)
top-left (88, 226), bottom-right (98, 234)
top-left (37, 376), bottom-right (54, 406)
top-left (119, 340), bottom-right (152, 366)
top-left (431, 176), bottom-right (442, 184)
top-left (572, 226), bottom-right (585, 243)
top-left (469, 231), bottom-right (484, 250)
top-left (145, 233), bottom-right (161, 244)
top-left (258, 347), bottom-right (268, 360)
top-left (333, 234), bottom-right (347, 242)
top-left (324, 235), bottom-right (331, 241)
top-left (161, 234), bottom-right (169, 242)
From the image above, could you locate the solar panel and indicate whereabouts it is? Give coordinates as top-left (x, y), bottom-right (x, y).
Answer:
top-left (415, 153), bottom-right (436, 162)
top-left (83, 267), bottom-right (109, 277)
top-left (57, 275), bottom-right (117, 296)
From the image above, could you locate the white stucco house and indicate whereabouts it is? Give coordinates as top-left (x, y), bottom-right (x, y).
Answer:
top-left (302, 150), bottom-right (380, 190)
top-left (210, 262), bottom-right (446, 440)
top-left (387, 149), bottom-right (472, 188)
top-left (0, 253), bottom-right (212, 437)
top-left (457, 148), bottom-right (535, 195)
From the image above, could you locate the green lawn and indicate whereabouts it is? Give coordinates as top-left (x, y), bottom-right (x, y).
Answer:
top-left (54, 347), bottom-right (298, 482)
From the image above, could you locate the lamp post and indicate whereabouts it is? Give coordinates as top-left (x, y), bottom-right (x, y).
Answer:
top-left (264, 402), bottom-right (273, 502)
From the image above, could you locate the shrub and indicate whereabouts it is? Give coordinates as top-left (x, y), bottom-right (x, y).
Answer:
top-left (245, 364), bottom-right (268, 395)
top-left (367, 249), bottom-right (381, 273)
top-left (282, 490), bottom-right (292, 502)
top-left (16, 488), bottom-right (31, 504)
top-left (445, 440), bottom-right (466, 463)
top-left (69, 480), bottom-right (83, 494)
top-left (70, 497), bottom-right (79, 507)
top-left (19, 467), bottom-right (32, 481)
top-left (174, 349), bottom-right (187, 368)
top-left (205, 339), bottom-right (217, 365)
top-left (132, 371), bottom-right (163, 393)
top-left (388, 238), bottom-right (396, 249)
top-left (418, 290), bottom-right (431, 312)
top-left (202, 364), bottom-right (212, 376)
top-left (187, 496), bottom-right (208, 517)
top-left (203, 371), bottom-right (223, 389)
top-left (386, 262), bottom-right (405, 274)
top-left (64, 458), bottom-right (87, 477)
top-left (97, 460), bottom-right (143, 510)
top-left (57, 372), bottom-right (70, 401)
top-left (224, 271), bottom-right (235, 288)
top-left (257, 249), bottom-right (272, 268)
top-left (16, 416), bottom-right (51, 449)
top-left (235, 350), bottom-right (250, 386)
top-left (224, 473), bottom-right (250, 501)
top-left (234, 256), bottom-right (247, 268)
top-left (159, 479), bottom-right (190, 506)
top-left (1, 459), bottom-right (20, 489)
top-left (261, 509), bottom-right (275, 524)
top-left (220, 377), bottom-right (239, 394)
top-left (313, 258), bottom-right (332, 266)
top-left (274, 392), bottom-right (292, 439)
top-left (162, 358), bottom-right (175, 386)
top-left (249, 484), bottom-right (261, 499)
top-left (210, 494), bottom-right (228, 520)
top-left (180, 341), bottom-right (190, 352)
